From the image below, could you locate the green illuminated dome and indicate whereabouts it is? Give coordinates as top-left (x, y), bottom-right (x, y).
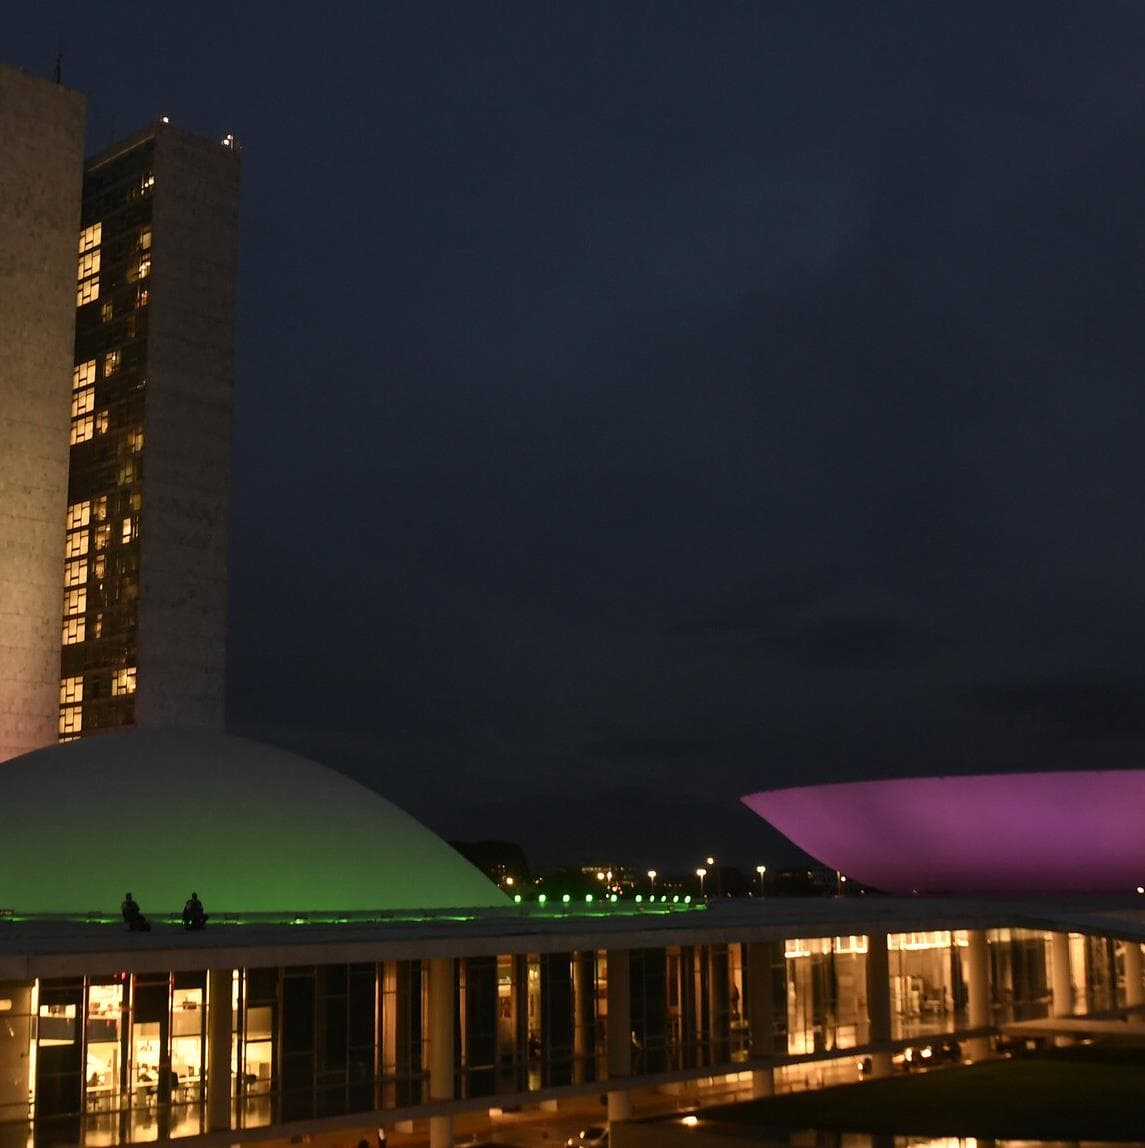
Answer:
top-left (0, 730), bottom-right (508, 915)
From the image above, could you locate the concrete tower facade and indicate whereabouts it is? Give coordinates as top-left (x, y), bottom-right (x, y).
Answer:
top-left (0, 65), bottom-right (86, 762)
top-left (59, 123), bottom-right (240, 738)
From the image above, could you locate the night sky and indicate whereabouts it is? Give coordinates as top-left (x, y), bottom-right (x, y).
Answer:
top-left (9, 3), bottom-right (1145, 872)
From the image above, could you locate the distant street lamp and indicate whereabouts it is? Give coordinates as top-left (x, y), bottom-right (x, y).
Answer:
top-left (696, 867), bottom-right (708, 898)
top-left (756, 865), bottom-right (766, 895)
top-left (647, 869), bottom-right (657, 893)
top-left (706, 857), bottom-right (721, 897)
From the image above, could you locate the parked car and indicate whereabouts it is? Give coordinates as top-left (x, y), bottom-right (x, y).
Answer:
top-left (566, 1126), bottom-right (609, 1147)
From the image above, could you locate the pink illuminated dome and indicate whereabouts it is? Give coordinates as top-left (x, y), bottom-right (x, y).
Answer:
top-left (742, 770), bottom-right (1145, 894)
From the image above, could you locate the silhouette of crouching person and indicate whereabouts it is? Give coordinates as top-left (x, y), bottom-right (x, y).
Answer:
top-left (182, 891), bottom-right (208, 931)
top-left (121, 892), bottom-right (150, 932)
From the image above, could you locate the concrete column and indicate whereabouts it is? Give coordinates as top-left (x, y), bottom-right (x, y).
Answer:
top-left (1123, 941), bottom-right (1144, 1008)
top-left (965, 930), bottom-right (991, 1060)
top-left (206, 968), bottom-right (232, 1133)
top-left (607, 1089), bottom-right (632, 1122)
top-left (606, 949), bottom-right (631, 1079)
top-left (1051, 933), bottom-right (1073, 1017)
top-left (428, 958), bottom-right (455, 1148)
top-left (606, 949), bottom-right (632, 1125)
top-left (750, 1068), bottom-right (774, 1098)
top-left (865, 933), bottom-right (892, 1077)
top-left (746, 942), bottom-right (775, 1058)
top-left (573, 951), bottom-right (590, 1084)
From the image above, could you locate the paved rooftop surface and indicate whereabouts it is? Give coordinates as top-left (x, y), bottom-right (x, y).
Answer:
top-left (4, 895), bottom-right (1145, 979)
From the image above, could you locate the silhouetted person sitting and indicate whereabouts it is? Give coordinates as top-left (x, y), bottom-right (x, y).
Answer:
top-left (121, 892), bottom-right (150, 932)
top-left (182, 891), bottom-right (208, 931)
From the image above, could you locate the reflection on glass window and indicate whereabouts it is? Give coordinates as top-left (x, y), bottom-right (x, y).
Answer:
top-left (86, 982), bottom-right (123, 1102)
top-left (77, 250), bottom-right (100, 281)
top-left (78, 222), bottom-right (102, 253)
top-left (71, 416), bottom-right (94, 445)
top-left (76, 276), bottom-right (99, 307)
top-left (38, 1003), bottom-right (77, 1045)
top-left (66, 501), bottom-right (91, 531)
top-left (59, 705), bottom-right (83, 736)
top-left (71, 389), bottom-right (94, 419)
top-left (74, 360), bottom-right (96, 390)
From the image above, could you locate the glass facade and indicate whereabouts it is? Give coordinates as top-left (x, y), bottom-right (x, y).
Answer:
top-left (1, 929), bottom-right (1140, 1146)
top-left (59, 139), bottom-right (153, 740)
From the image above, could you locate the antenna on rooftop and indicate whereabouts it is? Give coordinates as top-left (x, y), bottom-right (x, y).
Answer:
top-left (53, 32), bottom-right (63, 84)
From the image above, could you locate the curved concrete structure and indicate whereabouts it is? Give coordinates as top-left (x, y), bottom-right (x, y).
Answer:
top-left (0, 730), bottom-right (507, 914)
top-left (742, 770), bottom-right (1145, 894)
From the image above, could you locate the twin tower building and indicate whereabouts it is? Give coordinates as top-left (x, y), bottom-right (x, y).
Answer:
top-left (0, 64), bottom-right (240, 763)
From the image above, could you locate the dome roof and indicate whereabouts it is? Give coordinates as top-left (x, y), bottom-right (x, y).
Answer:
top-left (0, 730), bottom-right (508, 915)
top-left (742, 770), bottom-right (1145, 894)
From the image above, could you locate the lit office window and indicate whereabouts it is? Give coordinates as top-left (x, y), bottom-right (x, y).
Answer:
top-left (95, 410), bottom-right (109, 435)
top-left (62, 617), bottom-right (86, 645)
top-left (65, 501), bottom-right (91, 531)
top-left (71, 389), bottom-right (94, 419)
top-left (94, 496), bottom-right (108, 521)
top-left (100, 299), bottom-right (114, 323)
top-left (104, 349), bottom-right (120, 375)
top-left (64, 531), bottom-right (89, 559)
top-left (59, 676), bottom-right (83, 705)
top-left (139, 172), bottom-right (155, 193)
top-left (64, 559), bottom-right (87, 587)
top-left (136, 255), bottom-right (151, 280)
top-left (121, 517), bottom-right (134, 544)
top-left (117, 461), bottom-right (135, 486)
top-left (73, 360), bottom-right (96, 390)
top-left (63, 587), bottom-right (86, 617)
top-left (93, 524), bottom-right (111, 552)
top-left (77, 250), bottom-right (100, 281)
top-left (70, 416), bottom-right (94, 445)
top-left (129, 428), bottom-right (145, 453)
top-left (137, 285), bottom-right (149, 309)
top-left (78, 222), bottom-right (102, 253)
top-left (59, 705), bottom-right (83, 737)
top-left (138, 225), bottom-right (152, 250)
top-left (76, 276), bottom-right (99, 307)
top-left (112, 667), bottom-right (137, 697)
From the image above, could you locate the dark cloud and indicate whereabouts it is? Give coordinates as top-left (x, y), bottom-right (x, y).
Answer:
top-left (11, 1), bottom-right (1145, 869)
top-left (962, 672), bottom-right (1145, 745)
